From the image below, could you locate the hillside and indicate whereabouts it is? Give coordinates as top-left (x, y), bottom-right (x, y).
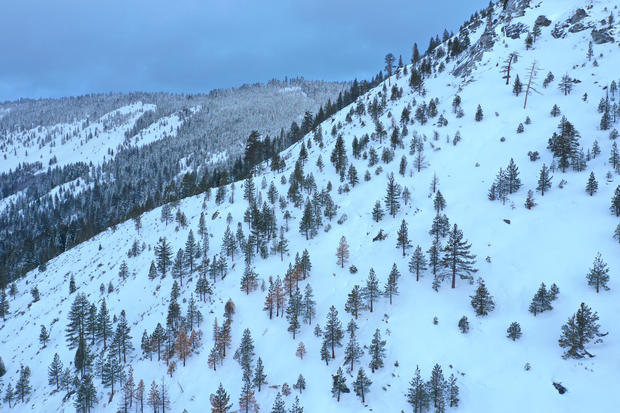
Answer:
top-left (1, 1), bottom-right (620, 412)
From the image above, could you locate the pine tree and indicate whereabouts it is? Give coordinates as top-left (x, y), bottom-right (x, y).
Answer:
top-left (536, 164), bottom-right (552, 196)
top-left (368, 329), bottom-right (386, 373)
top-left (524, 190), bottom-right (536, 209)
top-left (433, 191), bottom-right (446, 214)
top-left (458, 316), bottom-right (469, 334)
top-left (447, 374), bottom-right (460, 407)
top-left (407, 366), bottom-right (429, 413)
top-left (475, 105), bottom-right (483, 121)
top-left (271, 392), bottom-right (286, 413)
top-left (384, 263), bottom-right (400, 304)
top-left (184, 230), bottom-right (197, 273)
top-left (147, 381), bottom-right (160, 413)
top-left (299, 199), bottom-right (314, 240)
top-left (409, 245), bottom-right (427, 282)
top-left (121, 366), bottom-right (135, 412)
top-left (330, 134), bottom-right (348, 176)
top-left (428, 364), bottom-right (446, 412)
top-left (48, 353), bottom-right (64, 389)
top-left (74, 374), bottom-right (98, 413)
top-left (0, 288), bottom-right (9, 321)
top-left (253, 357), bottom-right (267, 392)
top-left (336, 236), bottom-right (350, 268)
top-left (371, 200), bottom-right (384, 222)
top-left (331, 367), bottom-right (349, 402)
top-left (559, 302), bottom-right (605, 358)
top-left (384, 173), bottom-right (401, 217)
top-left (3, 382), bottom-right (14, 408)
top-left (396, 219), bottom-right (412, 256)
top-left (69, 274), bottom-right (76, 294)
top-left (155, 237), bottom-right (173, 277)
top-left (66, 293), bottom-right (90, 349)
top-left (611, 186), bottom-right (620, 217)
top-left (240, 265), bottom-right (258, 295)
top-left (513, 74), bottom-right (523, 96)
top-left (614, 223), bottom-right (620, 244)
top-left (296, 342), bottom-right (306, 359)
top-left (148, 261), bottom-right (158, 280)
top-left (234, 329), bottom-right (255, 381)
top-left (345, 285), bottom-right (364, 320)
top-left (15, 365), bottom-right (32, 403)
top-left (343, 327), bottom-right (363, 372)
top-left (352, 368), bottom-right (372, 403)
top-left (323, 305), bottom-right (344, 358)
top-left (39, 324), bottom-right (50, 348)
top-left (115, 312), bottom-right (134, 363)
top-left (119, 261), bottom-right (129, 281)
top-left (507, 322), bottom-right (522, 341)
top-left (470, 278), bottom-right (495, 316)
top-left (293, 374), bottom-right (306, 394)
top-left (238, 379), bottom-right (259, 413)
top-left (102, 350), bottom-right (124, 395)
top-left (529, 283), bottom-right (553, 316)
top-left (427, 239), bottom-right (441, 280)
top-left (441, 224), bottom-right (477, 289)
top-left (505, 158), bottom-right (522, 193)
top-left (610, 142), bottom-right (620, 171)
top-left (286, 287), bottom-right (303, 339)
top-left (363, 268), bottom-right (380, 312)
top-left (210, 383), bottom-right (232, 413)
top-left (558, 74), bottom-right (573, 95)
top-left (302, 283), bottom-right (316, 325)
top-left (587, 253), bottom-right (610, 293)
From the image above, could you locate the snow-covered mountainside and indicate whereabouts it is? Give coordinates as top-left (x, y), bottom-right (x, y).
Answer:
top-left (2, 0), bottom-right (620, 412)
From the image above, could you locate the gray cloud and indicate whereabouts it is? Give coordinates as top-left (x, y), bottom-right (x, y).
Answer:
top-left (0, 0), bottom-right (490, 101)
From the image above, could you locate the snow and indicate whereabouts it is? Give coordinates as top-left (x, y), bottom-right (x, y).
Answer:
top-left (2, 1), bottom-right (620, 412)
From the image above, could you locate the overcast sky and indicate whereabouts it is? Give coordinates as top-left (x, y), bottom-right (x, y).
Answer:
top-left (0, 0), bottom-right (490, 101)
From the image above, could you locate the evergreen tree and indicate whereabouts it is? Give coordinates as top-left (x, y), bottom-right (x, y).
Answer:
top-left (330, 135), bottom-right (348, 176)
top-left (15, 365), bottom-right (32, 403)
top-left (611, 186), bottom-right (620, 217)
top-left (0, 288), bottom-right (8, 320)
top-left (323, 305), bottom-right (344, 358)
top-left (74, 374), bottom-right (98, 413)
top-left (185, 229), bottom-right (197, 273)
top-left (458, 316), bottom-right (469, 334)
top-left (505, 158), bottom-right (522, 193)
top-left (119, 261), bottom-right (129, 280)
top-left (524, 190), bottom-right (536, 209)
top-left (614, 223), bottom-right (620, 244)
top-left (547, 117), bottom-right (580, 172)
top-left (536, 164), bottom-right (552, 196)
top-left (447, 374), bottom-right (460, 407)
top-left (433, 191), bottom-right (446, 214)
top-left (559, 302), bottom-right (605, 358)
top-left (148, 261), bottom-right (158, 280)
top-left (345, 285), bottom-right (364, 320)
top-left (371, 200), bottom-right (384, 222)
top-left (368, 329), bottom-right (386, 373)
top-left (407, 366), bottom-right (429, 413)
top-left (529, 283), bottom-right (553, 316)
top-left (507, 322), bottom-right (522, 341)
top-left (3, 382), bottom-right (14, 408)
top-left (48, 353), bottom-right (64, 389)
top-left (396, 219), bottom-right (412, 256)
top-left (147, 381), bottom-right (160, 413)
top-left (384, 173), bottom-right (401, 217)
top-left (352, 368), bottom-right (372, 403)
top-left (610, 142), bottom-right (620, 170)
top-left (587, 252), bottom-right (610, 293)
top-left (238, 379), bottom-right (259, 413)
top-left (141, 330), bottom-right (152, 360)
top-left (97, 299), bottom-right (113, 351)
top-left (331, 367), bottom-right (349, 402)
top-left (66, 293), bottom-right (90, 349)
top-left (39, 324), bottom-right (50, 348)
top-left (210, 383), bottom-right (232, 413)
top-left (271, 392), bottom-right (286, 413)
top-left (384, 263), bottom-right (400, 304)
top-left (102, 350), bottom-right (124, 396)
top-left (336, 236), bottom-right (350, 268)
top-left (475, 104), bottom-right (483, 121)
top-left (428, 364), bottom-right (446, 413)
top-left (512, 74), bottom-right (523, 96)
top-left (155, 237), bottom-right (173, 277)
top-left (348, 164), bottom-right (359, 187)
top-left (293, 374), bottom-right (306, 394)
top-left (240, 265), bottom-right (258, 295)
top-left (409, 245), bottom-right (428, 281)
top-left (363, 268), bottom-right (380, 312)
top-left (299, 200), bottom-right (314, 240)
top-left (234, 329), bottom-right (255, 381)
top-left (253, 357), bottom-right (267, 392)
top-left (441, 224), bottom-right (477, 288)
top-left (343, 326), bottom-right (363, 372)
top-left (69, 274), bottom-right (77, 294)
top-left (286, 287), bottom-right (303, 339)
top-left (427, 239), bottom-right (441, 280)
top-left (470, 278), bottom-right (495, 316)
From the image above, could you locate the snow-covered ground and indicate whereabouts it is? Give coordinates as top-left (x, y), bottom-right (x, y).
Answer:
top-left (2, 1), bottom-right (620, 412)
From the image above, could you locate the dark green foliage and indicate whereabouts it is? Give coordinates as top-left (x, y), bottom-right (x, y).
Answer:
top-left (352, 368), bottom-right (372, 403)
top-left (323, 305), bottom-right (344, 359)
top-left (507, 322), bottom-right (522, 341)
top-left (293, 374), bottom-right (306, 394)
top-left (39, 324), bottom-right (50, 347)
top-left (331, 367), bottom-right (349, 402)
top-left (345, 285), bottom-right (364, 320)
top-left (74, 374), bottom-right (97, 413)
top-left (611, 186), bottom-right (620, 217)
top-left (513, 75), bottom-right (523, 96)
top-left (396, 219), bottom-right (412, 256)
top-left (363, 268), bottom-right (380, 313)
top-left (475, 105), bottom-right (483, 121)
top-left (384, 173), bottom-right (401, 217)
top-left (155, 237), bottom-right (173, 277)
top-left (529, 283), bottom-right (554, 316)
top-left (0, 289), bottom-right (8, 320)
top-left (210, 383), bottom-right (232, 413)
top-left (48, 353), bottom-right (64, 389)
top-left (587, 253), bottom-right (610, 293)
top-left (253, 358), bottom-right (267, 392)
top-left (441, 224), bottom-right (477, 289)
top-left (331, 135), bottom-right (348, 177)
top-left (547, 116), bottom-right (580, 172)
top-left (384, 263), bottom-right (400, 304)
top-left (66, 293), bottom-right (90, 349)
top-left (234, 328), bottom-right (255, 382)
top-left (428, 364), bottom-right (446, 412)
top-left (470, 278), bottom-right (495, 316)
top-left (371, 200), bottom-right (384, 222)
top-left (15, 365), bottom-right (32, 403)
top-left (524, 190), bottom-right (536, 209)
top-left (368, 329), bottom-right (386, 373)
top-left (69, 274), bottom-right (76, 294)
top-left (407, 366), bottom-right (429, 413)
top-left (458, 316), bottom-right (469, 333)
top-left (408, 245), bottom-right (428, 282)
top-left (448, 374), bottom-right (460, 407)
top-left (286, 287), bottom-right (303, 339)
top-left (559, 303), bottom-right (605, 359)
top-left (536, 164), bottom-right (552, 196)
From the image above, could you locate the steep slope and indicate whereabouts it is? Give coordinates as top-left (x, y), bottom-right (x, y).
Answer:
top-left (2, 1), bottom-right (620, 412)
